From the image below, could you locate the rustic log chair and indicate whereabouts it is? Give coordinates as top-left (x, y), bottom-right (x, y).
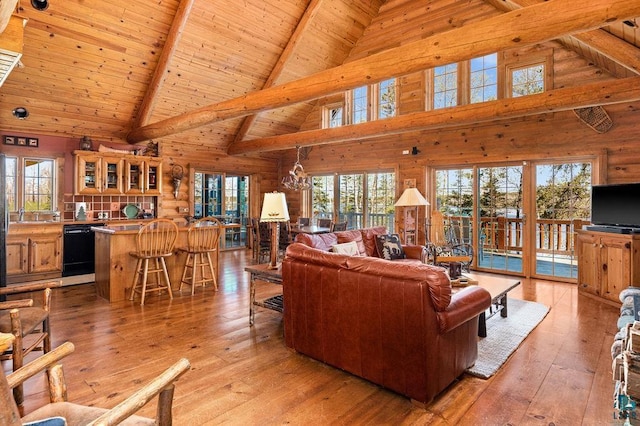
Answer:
top-left (0, 333), bottom-right (191, 426)
top-left (177, 217), bottom-right (222, 294)
top-left (129, 219), bottom-right (179, 305)
top-left (427, 210), bottom-right (473, 272)
top-left (0, 280), bottom-right (62, 414)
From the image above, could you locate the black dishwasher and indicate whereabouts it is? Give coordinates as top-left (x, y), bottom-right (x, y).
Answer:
top-left (62, 223), bottom-right (106, 277)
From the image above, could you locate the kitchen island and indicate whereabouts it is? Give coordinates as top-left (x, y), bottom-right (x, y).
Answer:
top-left (93, 222), bottom-right (239, 302)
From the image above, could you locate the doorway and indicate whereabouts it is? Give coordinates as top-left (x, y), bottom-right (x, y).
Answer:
top-left (193, 172), bottom-right (250, 249)
top-left (434, 159), bottom-right (593, 279)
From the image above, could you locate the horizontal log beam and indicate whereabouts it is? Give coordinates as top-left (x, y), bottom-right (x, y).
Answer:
top-left (126, 0), bottom-right (640, 144)
top-left (484, 0), bottom-right (640, 75)
top-left (228, 76), bottom-right (640, 154)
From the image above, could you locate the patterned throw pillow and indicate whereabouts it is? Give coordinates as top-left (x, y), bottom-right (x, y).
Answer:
top-left (374, 234), bottom-right (406, 260)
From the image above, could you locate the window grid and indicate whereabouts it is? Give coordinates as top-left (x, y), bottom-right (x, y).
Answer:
top-left (512, 64), bottom-right (544, 97)
top-left (378, 78), bottom-right (396, 119)
top-left (470, 54), bottom-right (498, 104)
top-left (5, 156), bottom-right (17, 211)
top-left (352, 86), bottom-right (368, 124)
top-left (23, 158), bottom-right (54, 211)
top-left (433, 63), bottom-right (458, 109)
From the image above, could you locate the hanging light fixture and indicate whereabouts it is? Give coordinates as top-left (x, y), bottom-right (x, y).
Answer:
top-left (282, 146), bottom-right (312, 191)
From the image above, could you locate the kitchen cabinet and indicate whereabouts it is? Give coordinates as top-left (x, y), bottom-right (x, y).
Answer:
top-left (75, 152), bottom-right (124, 195)
top-left (576, 230), bottom-right (640, 305)
top-left (7, 224), bottom-right (63, 284)
top-left (75, 151), bottom-right (162, 195)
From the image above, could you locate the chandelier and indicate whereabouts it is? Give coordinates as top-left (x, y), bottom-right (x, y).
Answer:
top-left (282, 146), bottom-right (312, 191)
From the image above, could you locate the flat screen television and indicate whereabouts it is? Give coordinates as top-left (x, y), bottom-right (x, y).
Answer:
top-left (591, 183), bottom-right (640, 229)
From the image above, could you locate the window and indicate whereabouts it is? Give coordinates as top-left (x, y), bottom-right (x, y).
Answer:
top-left (5, 156), bottom-right (17, 211)
top-left (470, 54), bottom-right (498, 104)
top-left (377, 78), bottom-right (397, 119)
top-left (3, 156), bottom-right (57, 213)
top-left (311, 171), bottom-right (395, 230)
top-left (511, 63), bottom-right (544, 97)
top-left (323, 103), bottom-right (344, 128)
top-left (312, 175), bottom-right (334, 220)
top-left (433, 63), bottom-right (458, 109)
top-left (351, 86), bottom-right (368, 124)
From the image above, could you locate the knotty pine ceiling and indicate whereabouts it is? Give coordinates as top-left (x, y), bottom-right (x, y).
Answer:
top-left (0, 0), bottom-right (639, 155)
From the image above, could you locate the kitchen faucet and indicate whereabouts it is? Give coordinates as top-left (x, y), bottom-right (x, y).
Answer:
top-left (18, 207), bottom-right (24, 222)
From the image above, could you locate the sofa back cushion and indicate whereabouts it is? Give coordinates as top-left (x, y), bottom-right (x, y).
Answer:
top-left (360, 226), bottom-right (389, 257)
top-left (294, 232), bottom-right (338, 252)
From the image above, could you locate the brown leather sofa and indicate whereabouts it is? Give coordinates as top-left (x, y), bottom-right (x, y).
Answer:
top-left (282, 235), bottom-right (491, 405)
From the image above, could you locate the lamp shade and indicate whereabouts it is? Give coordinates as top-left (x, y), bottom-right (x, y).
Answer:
top-left (394, 187), bottom-right (430, 207)
top-left (260, 192), bottom-right (290, 222)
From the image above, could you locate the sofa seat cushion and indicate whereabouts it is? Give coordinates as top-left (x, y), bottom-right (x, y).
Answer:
top-left (335, 230), bottom-right (367, 256)
top-left (375, 234), bottom-right (406, 260)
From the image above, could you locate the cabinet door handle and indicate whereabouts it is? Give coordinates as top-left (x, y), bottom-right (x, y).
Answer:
top-left (626, 242), bottom-right (631, 249)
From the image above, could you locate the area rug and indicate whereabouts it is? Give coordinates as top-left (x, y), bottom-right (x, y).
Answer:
top-left (466, 298), bottom-right (550, 379)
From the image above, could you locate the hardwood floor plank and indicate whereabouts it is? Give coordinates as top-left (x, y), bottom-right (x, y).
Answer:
top-left (4, 249), bottom-right (622, 424)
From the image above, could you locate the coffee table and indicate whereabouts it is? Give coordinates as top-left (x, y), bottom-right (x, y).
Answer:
top-left (458, 272), bottom-right (521, 337)
top-left (245, 263), bottom-right (283, 326)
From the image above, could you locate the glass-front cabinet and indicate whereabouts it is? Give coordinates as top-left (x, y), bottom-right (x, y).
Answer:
top-left (75, 151), bottom-right (162, 195)
top-left (76, 153), bottom-right (124, 195)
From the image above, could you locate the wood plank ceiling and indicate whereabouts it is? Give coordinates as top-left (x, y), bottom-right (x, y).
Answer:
top-left (0, 0), bottom-right (639, 155)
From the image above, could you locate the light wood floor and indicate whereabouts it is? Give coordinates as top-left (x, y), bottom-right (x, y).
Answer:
top-left (11, 249), bottom-right (620, 425)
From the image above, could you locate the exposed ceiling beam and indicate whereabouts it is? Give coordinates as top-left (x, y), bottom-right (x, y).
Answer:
top-left (132, 0), bottom-right (196, 129)
top-left (126, 0), bottom-right (640, 144)
top-left (484, 0), bottom-right (640, 75)
top-left (229, 76), bottom-right (640, 154)
top-left (231, 0), bottom-right (325, 145)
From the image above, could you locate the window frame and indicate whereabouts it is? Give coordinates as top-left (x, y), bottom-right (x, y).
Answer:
top-left (4, 155), bottom-right (57, 213)
top-left (504, 55), bottom-right (552, 99)
top-left (322, 102), bottom-right (345, 128)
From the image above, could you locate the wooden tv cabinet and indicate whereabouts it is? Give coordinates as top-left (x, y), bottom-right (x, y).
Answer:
top-left (576, 229), bottom-right (640, 305)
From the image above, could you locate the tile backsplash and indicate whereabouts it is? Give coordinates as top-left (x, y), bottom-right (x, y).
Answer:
top-left (62, 194), bottom-right (157, 222)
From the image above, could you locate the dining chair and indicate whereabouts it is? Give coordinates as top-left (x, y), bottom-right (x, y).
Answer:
top-left (297, 217), bottom-right (310, 227)
top-left (317, 218), bottom-right (332, 228)
top-left (178, 217), bottom-right (222, 294)
top-left (0, 333), bottom-right (190, 426)
top-left (256, 221), bottom-right (272, 263)
top-left (330, 221), bottom-right (348, 232)
top-left (129, 219), bottom-right (179, 305)
top-left (0, 280), bottom-right (62, 415)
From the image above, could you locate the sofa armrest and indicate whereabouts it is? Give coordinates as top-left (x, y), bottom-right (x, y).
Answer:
top-left (403, 244), bottom-right (427, 262)
top-left (436, 286), bottom-right (491, 334)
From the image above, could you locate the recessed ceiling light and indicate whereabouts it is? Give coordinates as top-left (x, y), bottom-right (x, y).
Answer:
top-left (12, 107), bottom-right (29, 119)
top-left (30, 0), bottom-right (49, 11)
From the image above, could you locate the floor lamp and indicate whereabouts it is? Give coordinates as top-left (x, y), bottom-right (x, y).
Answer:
top-left (394, 187), bottom-right (430, 245)
top-left (260, 191), bottom-right (290, 269)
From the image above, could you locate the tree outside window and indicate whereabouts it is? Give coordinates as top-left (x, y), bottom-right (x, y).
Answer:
top-left (352, 86), bottom-right (368, 124)
top-left (512, 64), bottom-right (544, 97)
top-left (378, 78), bottom-right (396, 119)
top-left (5, 157), bottom-right (17, 211)
top-left (24, 158), bottom-right (54, 211)
top-left (433, 63), bottom-right (458, 109)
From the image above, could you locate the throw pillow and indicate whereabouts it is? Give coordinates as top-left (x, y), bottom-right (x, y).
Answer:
top-left (375, 234), bottom-right (406, 260)
top-left (336, 231), bottom-right (367, 256)
top-left (332, 241), bottom-right (360, 256)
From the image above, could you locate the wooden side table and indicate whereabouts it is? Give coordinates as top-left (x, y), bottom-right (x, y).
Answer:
top-left (245, 264), bottom-right (283, 326)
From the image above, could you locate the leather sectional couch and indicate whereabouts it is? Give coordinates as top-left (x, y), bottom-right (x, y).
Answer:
top-left (282, 227), bottom-right (491, 405)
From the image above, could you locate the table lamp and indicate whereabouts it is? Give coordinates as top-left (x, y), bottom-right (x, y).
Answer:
top-left (260, 191), bottom-right (290, 269)
top-left (394, 187), bottom-right (429, 244)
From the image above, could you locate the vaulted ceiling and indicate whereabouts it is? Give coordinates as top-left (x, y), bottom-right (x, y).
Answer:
top-left (1, 0), bottom-right (639, 155)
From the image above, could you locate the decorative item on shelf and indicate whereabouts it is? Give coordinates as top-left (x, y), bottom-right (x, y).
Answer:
top-left (282, 146), bottom-right (312, 191)
top-left (146, 140), bottom-right (159, 157)
top-left (394, 186), bottom-right (429, 245)
top-left (260, 191), bottom-right (290, 269)
top-left (171, 164), bottom-right (184, 199)
top-left (80, 135), bottom-right (93, 150)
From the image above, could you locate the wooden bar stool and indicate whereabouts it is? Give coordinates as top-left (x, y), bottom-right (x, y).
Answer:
top-left (129, 219), bottom-right (179, 305)
top-left (178, 217), bottom-right (222, 294)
